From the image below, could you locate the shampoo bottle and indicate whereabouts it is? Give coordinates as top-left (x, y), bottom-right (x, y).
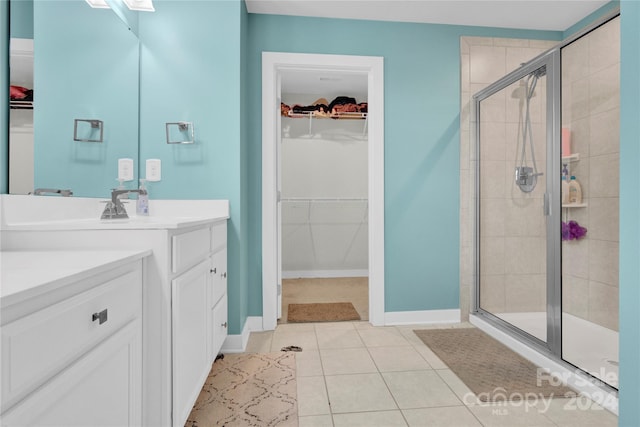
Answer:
top-left (136, 179), bottom-right (149, 216)
top-left (568, 176), bottom-right (582, 204)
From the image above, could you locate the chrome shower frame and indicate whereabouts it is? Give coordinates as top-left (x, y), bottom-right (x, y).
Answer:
top-left (472, 49), bottom-right (562, 357)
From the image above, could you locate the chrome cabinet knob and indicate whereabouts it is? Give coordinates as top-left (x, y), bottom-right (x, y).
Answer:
top-left (221, 322), bottom-right (228, 328)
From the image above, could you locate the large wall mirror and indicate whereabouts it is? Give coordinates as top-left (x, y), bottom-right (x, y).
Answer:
top-left (8, 0), bottom-right (139, 197)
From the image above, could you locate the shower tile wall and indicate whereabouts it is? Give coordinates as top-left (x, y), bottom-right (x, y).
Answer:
top-left (561, 17), bottom-right (620, 331)
top-left (459, 36), bottom-right (557, 320)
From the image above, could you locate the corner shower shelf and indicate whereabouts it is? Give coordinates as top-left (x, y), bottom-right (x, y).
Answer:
top-left (561, 153), bottom-right (580, 162)
top-left (562, 203), bottom-right (587, 208)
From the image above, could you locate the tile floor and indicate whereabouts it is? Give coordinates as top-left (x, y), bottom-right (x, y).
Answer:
top-left (245, 321), bottom-right (618, 427)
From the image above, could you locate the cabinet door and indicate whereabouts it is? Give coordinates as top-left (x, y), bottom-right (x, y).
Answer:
top-left (1, 319), bottom-right (142, 427)
top-left (211, 248), bottom-right (227, 307)
top-left (211, 294), bottom-right (228, 360)
top-left (172, 259), bottom-right (211, 427)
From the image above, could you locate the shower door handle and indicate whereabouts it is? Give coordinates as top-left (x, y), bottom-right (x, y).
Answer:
top-left (543, 193), bottom-right (551, 216)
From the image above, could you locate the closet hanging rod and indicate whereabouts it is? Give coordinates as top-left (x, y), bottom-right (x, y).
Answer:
top-left (281, 197), bottom-right (368, 202)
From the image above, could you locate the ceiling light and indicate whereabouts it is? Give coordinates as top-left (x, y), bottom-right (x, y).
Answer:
top-left (85, 0), bottom-right (111, 9)
top-left (123, 0), bottom-right (155, 12)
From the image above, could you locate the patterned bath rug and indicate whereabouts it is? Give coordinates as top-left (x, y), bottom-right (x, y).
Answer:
top-left (186, 352), bottom-right (298, 426)
top-left (413, 327), bottom-right (575, 402)
top-left (287, 302), bottom-right (361, 323)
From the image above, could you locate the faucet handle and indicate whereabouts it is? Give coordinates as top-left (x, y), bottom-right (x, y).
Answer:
top-left (101, 193), bottom-right (130, 220)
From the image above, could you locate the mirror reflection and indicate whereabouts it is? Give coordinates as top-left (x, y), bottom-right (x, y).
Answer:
top-left (9, 0), bottom-right (139, 197)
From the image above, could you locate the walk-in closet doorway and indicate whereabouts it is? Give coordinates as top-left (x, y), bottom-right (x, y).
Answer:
top-left (279, 72), bottom-right (369, 323)
top-left (262, 53), bottom-right (385, 330)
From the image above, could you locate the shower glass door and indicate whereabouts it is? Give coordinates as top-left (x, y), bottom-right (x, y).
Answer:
top-left (475, 52), bottom-right (560, 350)
top-left (560, 16), bottom-right (620, 389)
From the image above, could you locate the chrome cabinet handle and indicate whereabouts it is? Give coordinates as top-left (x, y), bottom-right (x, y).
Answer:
top-left (221, 322), bottom-right (228, 328)
top-left (210, 268), bottom-right (216, 274)
top-left (92, 309), bottom-right (108, 325)
top-left (222, 272), bottom-right (227, 278)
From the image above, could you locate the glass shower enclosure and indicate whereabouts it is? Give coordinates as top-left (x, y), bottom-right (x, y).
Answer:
top-left (472, 14), bottom-right (619, 390)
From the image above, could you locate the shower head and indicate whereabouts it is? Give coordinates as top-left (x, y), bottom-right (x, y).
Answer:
top-left (511, 79), bottom-right (535, 99)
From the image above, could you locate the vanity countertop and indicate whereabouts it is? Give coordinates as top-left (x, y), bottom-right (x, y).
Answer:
top-left (0, 249), bottom-right (152, 309)
top-left (0, 196), bottom-right (230, 231)
top-left (2, 215), bottom-right (228, 231)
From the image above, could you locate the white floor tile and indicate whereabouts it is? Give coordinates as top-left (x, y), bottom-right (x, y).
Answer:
top-left (412, 344), bottom-right (449, 369)
top-left (325, 373), bottom-right (398, 413)
top-left (435, 369), bottom-right (480, 405)
top-left (320, 348), bottom-right (378, 375)
top-left (299, 414), bottom-right (334, 427)
top-left (271, 330), bottom-right (318, 352)
top-left (297, 376), bottom-right (331, 416)
top-left (368, 346), bottom-right (432, 372)
top-left (316, 328), bottom-right (365, 349)
top-left (540, 397), bottom-right (618, 426)
top-left (296, 349), bottom-right (324, 377)
top-left (469, 402), bottom-right (556, 426)
top-left (244, 330), bottom-right (274, 353)
top-left (403, 406), bottom-right (483, 427)
top-left (358, 327), bottom-right (412, 347)
top-left (314, 321), bottom-right (358, 331)
top-left (382, 370), bottom-right (462, 409)
top-left (242, 322), bottom-right (618, 427)
top-left (333, 410), bottom-right (408, 426)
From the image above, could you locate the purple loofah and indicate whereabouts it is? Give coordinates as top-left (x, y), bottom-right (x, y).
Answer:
top-left (562, 220), bottom-right (587, 241)
top-left (562, 221), bottom-right (571, 241)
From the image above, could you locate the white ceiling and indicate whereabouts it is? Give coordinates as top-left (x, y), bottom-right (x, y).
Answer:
top-left (270, 0), bottom-right (612, 98)
top-left (246, 0), bottom-right (610, 32)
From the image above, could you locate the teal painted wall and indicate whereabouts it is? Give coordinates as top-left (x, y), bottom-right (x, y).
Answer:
top-left (619, 2), bottom-right (640, 424)
top-left (138, 0), bottom-right (248, 335)
top-left (563, 1), bottom-right (619, 39)
top-left (1, 0), bottom-right (8, 194)
top-left (34, 0), bottom-right (139, 197)
top-left (9, 0), bottom-right (32, 39)
top-left (246, 14), bottom-right (560, 315)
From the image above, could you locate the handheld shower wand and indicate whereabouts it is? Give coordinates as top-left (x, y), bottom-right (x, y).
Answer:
top-left (514, 68), bottom-right (545, 193)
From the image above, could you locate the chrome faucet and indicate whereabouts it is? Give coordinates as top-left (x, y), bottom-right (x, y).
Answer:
top-left (101, 188), bottom-right (146, 219)
top-left (32, 188), bottom-right (73, 197)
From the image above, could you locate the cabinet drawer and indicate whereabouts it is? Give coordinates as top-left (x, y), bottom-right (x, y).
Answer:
top-left (1, 264), bottom-right (142, 411)
top-left (211, 249), bottom-right (227, 307)
top-left (2, 319), bottom-right (142, 427)
top-left (211, 221), bottom-right (227, 254)
top-left (172, 228), bottom-right (211, 274)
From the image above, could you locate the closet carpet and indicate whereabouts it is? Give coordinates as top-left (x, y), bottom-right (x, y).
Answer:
top-left (280, 277), bottom-right (368, 323)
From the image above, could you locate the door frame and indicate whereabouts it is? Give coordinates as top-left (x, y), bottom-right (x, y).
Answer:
top-left (262, 52), bottom-right (385, 330)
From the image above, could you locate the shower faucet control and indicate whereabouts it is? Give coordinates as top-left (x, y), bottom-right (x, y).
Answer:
top-left (515, 166), bottom-right (543, 193)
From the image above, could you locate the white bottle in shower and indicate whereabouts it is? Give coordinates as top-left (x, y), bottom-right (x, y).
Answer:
top-left (562, 176), bottom-right (570, 205)
top-left (569, 176), bottom-right (582, 204)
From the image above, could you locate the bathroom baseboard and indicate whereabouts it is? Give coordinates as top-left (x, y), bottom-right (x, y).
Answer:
top-left (384, 309), bottom-right (461, 325)
top-left (221, 316), bottom-right (263, 353)
top-left (281, 269), bottom-right (368, 279)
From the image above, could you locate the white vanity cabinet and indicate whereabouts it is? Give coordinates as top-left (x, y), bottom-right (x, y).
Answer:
top-left (0, 196), bottom-right (230, 427)
top-left (0, 252), bottom-right (147, 427)
top-left (170, 220), bottom-right (228, 427)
